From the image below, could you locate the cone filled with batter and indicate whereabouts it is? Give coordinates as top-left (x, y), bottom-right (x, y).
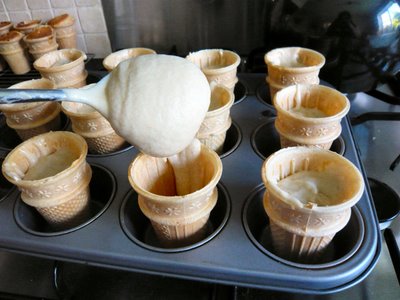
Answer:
top-left (261, 147), bottom-right (364, 262)
top-left (274, 84), bottom-right (350, 149)
top-left (102, 47), bottom-right (156, 71)
top-left (0, 21), bottom-right (13, 36)
top-left (0, 31), bottom-right (31, 74)
top-left (24, 25), bottom-right (58, 60)
top-left (34, 48), bottom-right (87, 88)
top-left (128, 139), bottom-right (222, 247)
top-left (1, 131), bottom-right (92, 229)
top-left (13, 20), bottom-right (41, 35)
top-left (0, 78), bottom-right (61, 141)
top-left (186, 49), bottom-right (241, 93)
top-left (47, 14), bottom-right (76, 49)
top-left (62, 98), bottom-right (126, 154)
top-left (196, 84), bottom-right (234, 153)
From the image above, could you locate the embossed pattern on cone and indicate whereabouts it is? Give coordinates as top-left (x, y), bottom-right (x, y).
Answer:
top-left (15, 113), bottom-right (62, 141)
top-left (2, 132), bottom-right (92, 229)
top-left (196, 85), bottom-right (234, 153)
top-left (33, 49), bottom-right (87, 88)
top-left (264, 47), bottom-right (325, 86)
top-left (37, 185), bottom-right (90, 228)
top-left (129, 143), bottom-right (223, 247)
top-left (274, 84), bottom-right (349, 149)
top-left (261, 147), bottom-right (364, 262)
top-left (186, 49), bottom-right (240, 93)
top-left (83, 131), bottom-right (126, 154)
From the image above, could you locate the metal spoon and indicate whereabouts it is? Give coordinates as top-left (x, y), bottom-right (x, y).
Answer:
top-left (0, 74), bottom-right (110, 116)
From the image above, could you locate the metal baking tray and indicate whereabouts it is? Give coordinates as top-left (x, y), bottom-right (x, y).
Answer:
top-left (0, 73), bottom-right (381, 294)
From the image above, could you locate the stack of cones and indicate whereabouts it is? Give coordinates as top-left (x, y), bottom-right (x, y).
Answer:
top-left (261, 147), bottom-right (364, 262)
top-left (1, 131), bottom-right (92, 229)
top-left (196, 84), bottom-right (234, 154)
top-left (128, 142), bottom-right (222, 247)
top-left (47, 14), bottom-right (76, 49)
top-left (264, 47), bottom-right (325, 100)
top-left (186, 49), bottom-right (241, 93)
top-left (33, 49), bottom-right (87, 88)
top-left (62, 99), bottom-right (126, 154)
top-left (102, 47), bottom-right (156, 71)
top-left (274, 84), bottom-right (350, 149)
top-left (24, 25), bottom-right (58, 60)
top-left (0, 78), bottom-right (61, 141)
top-left (0, 31), bottom-right (31, 74)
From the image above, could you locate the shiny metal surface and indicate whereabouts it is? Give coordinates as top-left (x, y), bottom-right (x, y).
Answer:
top-left (102, 0), bottom-right (400, 93)
top-left (101, 0), bottom-right (269, 55)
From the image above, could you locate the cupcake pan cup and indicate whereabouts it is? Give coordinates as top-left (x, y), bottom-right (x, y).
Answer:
top-left (0, 73), bottom-right (380, 294)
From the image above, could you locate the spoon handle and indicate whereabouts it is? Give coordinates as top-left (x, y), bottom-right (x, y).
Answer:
top-left (0, 89), bottom-right (68, 104)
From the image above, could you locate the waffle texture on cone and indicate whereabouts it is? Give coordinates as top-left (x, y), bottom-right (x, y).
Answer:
top-left (62, 101), bottom-right (126, 154)
top-left (186, 49), bottom-right (240, 92)
top-left (47, 14), bottom-right (76, 49)
top-left (0, 30), bottom-right (30, 74)
top-left (1, 131), bottom-right (92, 228)
top-left (261, 147), bottom-right (364, 260)
top-left (274, 84), bottom-right (350, 148)
top-left (0, 79), bottom-right (61, 140)
top-left (264, 47), bottom-right (325, 85)
top-left (24, 25), bottom-right (58, 59)
top-left (197, 84), bottom-right (234, 152)
top-left (33, 49), bottom-right (87, 88)
top-left (128, 142), bottom-right (222, 245)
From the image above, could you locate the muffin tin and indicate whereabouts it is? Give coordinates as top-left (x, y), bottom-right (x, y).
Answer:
top-left (0, 73), bottom-right (380, 294)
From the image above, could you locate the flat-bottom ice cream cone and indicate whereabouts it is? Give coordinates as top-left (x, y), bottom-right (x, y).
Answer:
top-left (47, 14), bottom-right (77, 49)
top-left (274, 84), bottom-right (350, 149)
top-left (0, 31), bottom-right (31, 74)
top-left (261, 147), bottom-right (364, 262)
top-left (128, 141), bottom-right (223, 247)
top-left (186, 49), bottom-right (241, 93)
top-left (196, 84), bottom-right (234, 153)
top-left (1, 131), bottom-right (92, 229)
top-left (140, 187), bottom-right (218, 247)
top-left (0, 78), bottom-right (62, 141)
top-left (24, 25), bottom-right (59, 60)
top-left (264, 47), bottom-right (325, 86)
top-left (33, 49), bottom-right (87, 88)
top-left (62, 101), bottom-right (126, 154)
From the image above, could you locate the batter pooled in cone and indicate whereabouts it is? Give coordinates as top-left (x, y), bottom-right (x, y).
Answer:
top-left (277, 170), bottom-right (341, 207)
